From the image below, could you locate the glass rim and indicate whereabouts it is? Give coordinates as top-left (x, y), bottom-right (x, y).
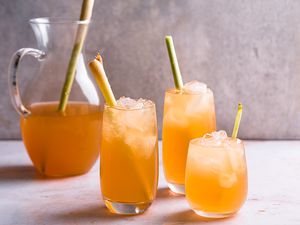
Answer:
top-left (165, 87), bottom-right (213, 96)
top-left (189, 136), bottom-right (243, 148)
top-left (104, 101), bottom-right (155, 111)
top-left (29, 17), bottom-right (91, 25)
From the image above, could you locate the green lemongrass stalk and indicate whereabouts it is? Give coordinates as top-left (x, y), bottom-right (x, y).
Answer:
top-left (88, 53), bottom-right (117, 106)
top-left (88, 53), bottom-right (151, 200)
top-left (57, 0), bottom-right (95, 112)
top-left (232, 103), bottom-right (243, 138)
top-left (165, 36), bottom-right (183, 89)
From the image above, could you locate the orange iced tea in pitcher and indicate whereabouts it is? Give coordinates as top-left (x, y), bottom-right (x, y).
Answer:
top-left (21, 101), bottom-right (102, 177)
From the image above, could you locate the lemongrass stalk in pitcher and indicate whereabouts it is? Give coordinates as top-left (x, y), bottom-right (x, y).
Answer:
top-left (58, 0), bottom-right (95, 112)
top-left (162, 36), bottom-right (216, 194)
top-left (89, 54), bottom-right (158, 214)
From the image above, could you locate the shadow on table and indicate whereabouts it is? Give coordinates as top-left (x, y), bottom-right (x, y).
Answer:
top-left (0, 165), bottom-right (40, 182)
top-left (54, 204), bottom-right (143, 223)
top-left (162, 209), bottom-right (235, 223)
top-left (55, 205), bottom-right (235, 224)
top-left (0, 164), bottom-right (94, 182)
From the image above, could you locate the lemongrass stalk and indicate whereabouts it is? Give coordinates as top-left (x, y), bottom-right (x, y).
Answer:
top-left (88, 54), bottom-right (117, 106)
top-left (232, 103), bottom-right (243, 138)
top-left (165, 36), bottom-right (183, 89)
top-left (88, 53), bottom-right (152, 199)
top-left (57, 0), bottom-right (95, 112)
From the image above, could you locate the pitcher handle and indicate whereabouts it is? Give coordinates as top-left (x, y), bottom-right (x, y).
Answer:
top-left (8, 48), bottom-right (45, 116)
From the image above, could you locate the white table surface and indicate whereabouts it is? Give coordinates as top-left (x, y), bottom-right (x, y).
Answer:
top-left (0, 141), bottom-right (300, 225)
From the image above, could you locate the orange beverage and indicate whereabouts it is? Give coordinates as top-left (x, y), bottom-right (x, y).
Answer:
top-left (185, 131), bottom-right (248, 218)
top-left (20, 101), bottom-right (102, 177)
top-left (162, 81), bottom-right (216, 194)
top-left (100, 97), bottom-right (158, 215)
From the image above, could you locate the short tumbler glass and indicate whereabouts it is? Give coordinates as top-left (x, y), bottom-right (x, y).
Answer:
top-left (185, 134), bottom-right (248, 218)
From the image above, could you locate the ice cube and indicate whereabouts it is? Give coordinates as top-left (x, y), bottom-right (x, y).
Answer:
top-left (117, 96), bottom-right (144, 109)
top-left (185, 94), bottom-right (211, 117)
top-left (227, 147), bottom-right (240, 172)
top-left (136, 98), bottom-right (154, 108)
top-left (124, 135), bottom-right (157, 159)
top-left (201, 130), bottom-right (228, 146)
top-left (212, 130), bottom-right (228, 140)
top-left (164, 108), bottom-right (189, 128)
top-left (183, 80), bottom-right (207, 94)
top-left (219, 171), bottom-right (238, 188)
top-left (116, 97), bottom-right (153, 110)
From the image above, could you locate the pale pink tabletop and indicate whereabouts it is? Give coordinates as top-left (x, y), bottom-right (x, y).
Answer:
top-left (0, 141), bottom-right (299, 225)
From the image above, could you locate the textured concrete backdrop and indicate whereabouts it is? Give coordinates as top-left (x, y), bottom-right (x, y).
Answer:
top-left (1, 0), bottom-right (300, 140)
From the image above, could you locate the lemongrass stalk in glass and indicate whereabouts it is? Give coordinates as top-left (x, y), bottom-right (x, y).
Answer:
top-left (89, 55), bottom-right (158, 215)
top-left (162, 36), bottom-right (216, 194)
top-left (232, 103), bottom-right (243, 138)
top-left (165, 36), bottom-right (183, 89)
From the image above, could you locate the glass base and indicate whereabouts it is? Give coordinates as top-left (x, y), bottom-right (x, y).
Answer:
top-left (167, 182), bottom-right (185, 195)
top-left (194, 209), bottom-right (235, 218)
top-left (104, 199), bottom-right (152, 215)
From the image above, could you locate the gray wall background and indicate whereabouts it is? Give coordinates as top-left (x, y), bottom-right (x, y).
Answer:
top-left (1, 0), bottom-right (300, 140)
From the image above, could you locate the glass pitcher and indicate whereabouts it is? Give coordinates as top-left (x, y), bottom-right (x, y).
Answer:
top-left (8, 18), bottom-right (103, 177)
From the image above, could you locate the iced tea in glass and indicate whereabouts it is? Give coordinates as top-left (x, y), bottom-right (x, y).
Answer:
top-left (100, 97), bottom-right (158, 215)
top-left (162, 81), bottom-right (216, 194)
top-left (185, 131), bottom-right (248, 218)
